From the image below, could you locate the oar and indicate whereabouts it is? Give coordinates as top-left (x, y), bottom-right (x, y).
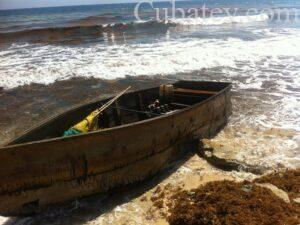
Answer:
top-left (94, 86), bottom-right (131, 117)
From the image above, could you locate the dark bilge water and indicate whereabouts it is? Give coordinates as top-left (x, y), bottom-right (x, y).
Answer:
top-left (0, 0), bottom-right (299, 222)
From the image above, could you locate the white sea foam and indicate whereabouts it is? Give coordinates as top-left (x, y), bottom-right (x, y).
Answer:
top-left (169, 13), bottom-right (269, 26)
top-left (101, 13), bottom-right (269, 28)
top-left (0, 27), bottom-right (299, 90)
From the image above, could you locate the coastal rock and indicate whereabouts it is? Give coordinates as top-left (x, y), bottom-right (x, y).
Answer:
top-left (255, 183), bottom-right (290, 203)
top-left (293, 198), bottom-right (300, 204)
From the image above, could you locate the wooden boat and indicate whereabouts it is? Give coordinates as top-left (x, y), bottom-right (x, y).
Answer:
top-left (0, 80), bottom-right (232, 216)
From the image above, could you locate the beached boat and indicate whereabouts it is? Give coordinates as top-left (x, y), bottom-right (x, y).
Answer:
top-left (0, 80), bottom-right (232, 216)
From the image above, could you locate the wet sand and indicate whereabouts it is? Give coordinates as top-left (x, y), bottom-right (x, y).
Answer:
top-left (0, 75), bottom-right (299, 225)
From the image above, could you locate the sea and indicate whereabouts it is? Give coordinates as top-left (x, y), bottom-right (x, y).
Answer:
top-left (0, 0), bottom-right (299, 223)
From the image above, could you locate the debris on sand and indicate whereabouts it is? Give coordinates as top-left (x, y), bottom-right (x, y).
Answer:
top-left (167, 179), bottom-right (299, 225)
top-left (150, 186), bottom-right (165, 208)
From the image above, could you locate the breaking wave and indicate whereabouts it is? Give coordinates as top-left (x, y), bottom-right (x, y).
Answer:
top-left (169, 13), bottom-right (269, 26)
top-left (1, 27), bottom-right (299, 89)
top-left (0, 13), bottom-right (269, 45)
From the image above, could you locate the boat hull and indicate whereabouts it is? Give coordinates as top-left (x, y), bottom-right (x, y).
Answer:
top-left (0, 81), bottom-right (231, 216)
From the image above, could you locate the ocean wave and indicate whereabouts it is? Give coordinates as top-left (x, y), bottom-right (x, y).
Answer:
top-left (168, 13), bottom-right (269, 26)
top-left (0, 14), bottom-right (269, 45)
top-left (1, 28), bottom-right (299, 89)
top-left (0, 21), bottom-right (174, 45)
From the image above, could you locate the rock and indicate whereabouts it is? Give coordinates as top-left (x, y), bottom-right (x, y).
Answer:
top-left (0, 87), bottom-right (4, 97)
top-left (293, 198), bottom-right (300, 204)
top-left (255, 183), bottom-right (290, 203)
top-left (204, 151), bottom-right (213, 157)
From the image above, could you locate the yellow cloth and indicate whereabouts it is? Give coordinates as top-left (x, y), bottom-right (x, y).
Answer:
top-left (72, 110), bottom-right (100, 133)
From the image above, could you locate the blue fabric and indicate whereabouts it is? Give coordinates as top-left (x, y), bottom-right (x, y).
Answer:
top-left (63, 128), bottom-right (82, 137)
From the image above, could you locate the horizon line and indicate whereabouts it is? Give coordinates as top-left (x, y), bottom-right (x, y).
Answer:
top-left (0, 0), bottom-right (185, 11)
top-left (0, 1), bottom-right (136, 11)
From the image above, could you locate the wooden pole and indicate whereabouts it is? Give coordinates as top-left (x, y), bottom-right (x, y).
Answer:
top-left (94, 86), bottom-right (131, 117)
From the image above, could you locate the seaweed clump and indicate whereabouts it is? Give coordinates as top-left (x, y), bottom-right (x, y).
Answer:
top-left (168, 180), bottom-right (299, 225)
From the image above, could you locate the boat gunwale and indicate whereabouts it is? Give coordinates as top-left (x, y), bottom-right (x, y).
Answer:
top-left (0, 81), bottom-right (232, 150)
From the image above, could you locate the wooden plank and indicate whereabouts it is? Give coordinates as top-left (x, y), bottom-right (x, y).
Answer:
top-left (170, 103), bottom-right (190, 108)
top-left (175, 88), bottom-right (218, 95)
top-left (115, 100), bottom-right (122, 123)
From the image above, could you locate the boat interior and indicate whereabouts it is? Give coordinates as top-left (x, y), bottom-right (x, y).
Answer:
top-left (7, 81), bottom-right (230, 146)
